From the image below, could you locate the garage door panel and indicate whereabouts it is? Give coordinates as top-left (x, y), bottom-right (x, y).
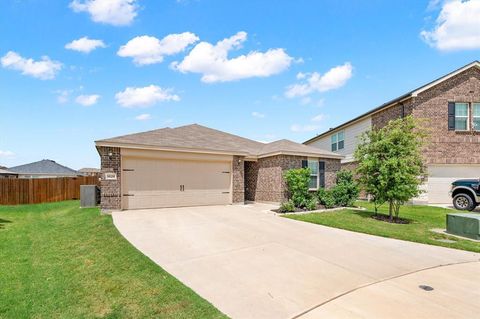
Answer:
top-left (123, 156), bottom-right (232, 209)
top-left (124, 190), bottom-right (231, 210)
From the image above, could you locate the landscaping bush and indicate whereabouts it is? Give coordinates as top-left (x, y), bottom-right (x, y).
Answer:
top-left (317, 188), bottom-right (336, 209)
top-left (331, 170), bottom-right (359, 207)
top-left (283, 168), bottom-right (311, 207)
top-left (305, 198), bottom-right (318, 211)
top-left (279, 200), bottom-right (295, 213)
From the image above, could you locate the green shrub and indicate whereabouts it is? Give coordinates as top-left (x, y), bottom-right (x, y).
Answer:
top-left (332, 170), bottom-right (360, 207)
top-left (317, 188), bottom-right (336, 208)
top-left (279, 200), bottom-right (295, 213)
top-left (283, 168), bottom-right (311, 207)
top-left (305, 198), bottom-right (318, 211)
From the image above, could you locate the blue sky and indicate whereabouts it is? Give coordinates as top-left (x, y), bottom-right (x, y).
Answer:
top-left (1, 0), bottom-right (480, 169)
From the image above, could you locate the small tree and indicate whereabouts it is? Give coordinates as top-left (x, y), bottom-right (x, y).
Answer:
top-left (284, 168), bottom-right (311, 207)
top-left (354, 116), bottom-right (427, 221)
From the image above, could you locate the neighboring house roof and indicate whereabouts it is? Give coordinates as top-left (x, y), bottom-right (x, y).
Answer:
top-left (0, 168), bottom-right (17, 175)
top-left (8, 159), bottom-right (79, 176)
top-left (96, 124), bottom-right (342, 159)
top-left (304, 60), bottom-right (480, 144)
top-left (257, 139), bottom-right (339, 158)
top-left (78, 167), bottom-right (101, 173)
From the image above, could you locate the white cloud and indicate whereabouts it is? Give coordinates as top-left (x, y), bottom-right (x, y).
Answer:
top-left (300, 97), bottom-right (312, 105)
top-left (290, 124), bottom-right (320, 132)
top-left (135, 113), bottom-right (152, 120)
top-left (69, 0), bottom-right (138, 26)
top-left (115, 85), bottom-right (180, 108)
top-left (75, 94), bottom-right (100, 106)
top-left (421, 0), bottom-right (480, 51)
top-left (0, 150), bottom-right (14, 157)
top-left (311, 114), bottom-right (325, 122)
top-left (1, 51), bottom-right (62, 80)
top-left (171, 31), bottom-right (293, 83)
top-left (56, 90), bottom-right (71, 104)
top-left (285, 62), bottom-right (353, 98)
top-left (118, 33), bottom-right (199, 65)
top-left (65, 36), bottom-right (106, 53)
top-left (252, 111), bottom-right (265, 118)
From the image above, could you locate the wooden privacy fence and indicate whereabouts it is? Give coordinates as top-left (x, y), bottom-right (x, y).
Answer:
top-left (0, 176), bottom-right (100, 205)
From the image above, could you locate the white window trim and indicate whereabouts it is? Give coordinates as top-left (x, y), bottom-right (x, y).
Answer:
top-left (337, 131), bottom-right (345, 150)
top-left (330, 131), bottom-right (345, 152)
top-left (307, 158), bottom-right (319, 191)
top-left (473, 103), bottom-right (480, 131)
top-left (454, 102), bottom-right (470, 132)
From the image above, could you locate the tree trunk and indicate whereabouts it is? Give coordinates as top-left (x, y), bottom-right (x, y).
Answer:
top-left (389, 200), bottom-right (393, 222)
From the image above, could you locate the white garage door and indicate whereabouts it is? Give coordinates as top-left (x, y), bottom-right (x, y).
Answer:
top-left (427, 165), bottom-right (480, 204)
top-left (122, 157), bottom-right (232, 209)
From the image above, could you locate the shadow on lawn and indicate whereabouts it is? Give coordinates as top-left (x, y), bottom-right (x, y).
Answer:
top-left (352, 210), bottom-right (413, 224)
top-left (0, 218), bottom-right (12, 229)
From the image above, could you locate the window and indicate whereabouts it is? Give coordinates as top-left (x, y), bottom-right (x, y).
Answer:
top-left (331, 134), bottom-right (337, 152)
top-left (331, 131), bottom-right (345, 152)
top-left (473, 103), bottom-right (480, 131)
top-left (454, 103), bottom-right (469, 131)
top-left (307, 160), bottom-right (318, 189)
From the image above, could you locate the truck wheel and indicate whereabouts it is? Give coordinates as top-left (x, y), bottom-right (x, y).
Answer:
top-left (453, 193), bottom-right (475, 211)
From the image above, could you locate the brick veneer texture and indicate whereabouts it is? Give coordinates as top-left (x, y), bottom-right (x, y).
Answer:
top-left (371, 67), bottom-right (480, 165)
top-left (245, 155), bottom-right (341, 203)
top-left (232, 156), bottom-right (245, 203)
top-left (97, 146), bottom-right (121, 211)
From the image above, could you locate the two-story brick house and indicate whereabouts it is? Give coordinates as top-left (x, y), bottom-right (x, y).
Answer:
top-left (304, 61), bottom-right (480, 204)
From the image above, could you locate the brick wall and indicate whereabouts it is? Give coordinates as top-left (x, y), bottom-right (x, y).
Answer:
top-left (371, 100), bottom-right (413, 129)
top-left (245, 155), bottom-right (341, 203)
top-left (371, 67), bottom-right (480, 165)
top-left (414, 67), bottom-right (480, 164)
top-left (97, 146), bottom-right (121, 211)
top-left (232, 155), bottom-right (245, 203)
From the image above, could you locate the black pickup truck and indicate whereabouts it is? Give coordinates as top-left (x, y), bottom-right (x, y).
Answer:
top-left (450, 179), bottom-right (480, 211)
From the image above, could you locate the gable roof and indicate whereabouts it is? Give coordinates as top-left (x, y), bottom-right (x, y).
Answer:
top-left (9, 159), bottom-right (79, 176)
top-left (304, 60), bottom-right (480, 144)
top-left (96, 124), bottom-right (342, 159)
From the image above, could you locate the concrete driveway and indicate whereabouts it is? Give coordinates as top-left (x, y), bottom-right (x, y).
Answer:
top-left (113, 204), bottom-right (480, 319)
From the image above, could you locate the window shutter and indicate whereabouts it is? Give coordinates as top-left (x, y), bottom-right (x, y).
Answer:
top-left (448, 102), bottom-right (455, 131)
top-left (301, 160), bottom-right (308, 168)
top-left (319, 161), bottom-right (325, 188)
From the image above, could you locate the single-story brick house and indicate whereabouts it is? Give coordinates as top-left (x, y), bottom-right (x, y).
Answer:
top-left (95, 124), bottom-right (342, 211)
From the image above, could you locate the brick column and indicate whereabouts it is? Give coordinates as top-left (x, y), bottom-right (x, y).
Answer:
top-left (232, 156), bottom-right (245, 204)
top-left (324, 158), bottom-right (341, 189)
top-left (97, 146), bottom-right (121, 211)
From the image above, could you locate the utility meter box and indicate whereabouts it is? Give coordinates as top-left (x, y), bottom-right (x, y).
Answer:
top-left (80, 185), bottom-right (100, 208)
top-left (446, 213), bottom-right (480, 240)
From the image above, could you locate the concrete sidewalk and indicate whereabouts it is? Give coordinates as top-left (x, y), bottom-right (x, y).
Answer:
top-left (113, 203), bottom-right (480, 319)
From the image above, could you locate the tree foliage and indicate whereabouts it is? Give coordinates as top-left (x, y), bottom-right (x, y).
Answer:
top-left (354, 116), bottom-right (427, 221)
top-left (283, 168), bottom-right (311, 207)
top-left (331, 170), bottom-right (360, 207)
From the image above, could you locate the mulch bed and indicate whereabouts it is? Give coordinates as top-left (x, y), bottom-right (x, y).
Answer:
top-left (371, 214), bottom-right (410, 224)
top-left (273, 204), bottom-right (327, 214)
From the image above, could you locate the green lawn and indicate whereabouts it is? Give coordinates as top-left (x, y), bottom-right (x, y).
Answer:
top-left (284, 201), bottom-right (480, 253)
top-left (0, 201), bottom-right (227, 319)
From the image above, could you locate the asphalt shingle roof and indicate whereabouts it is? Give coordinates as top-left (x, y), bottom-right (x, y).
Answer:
top-left (96, 124), bottom-right (342, 158)
top-left (9, 159), bottom-right (79, 176)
